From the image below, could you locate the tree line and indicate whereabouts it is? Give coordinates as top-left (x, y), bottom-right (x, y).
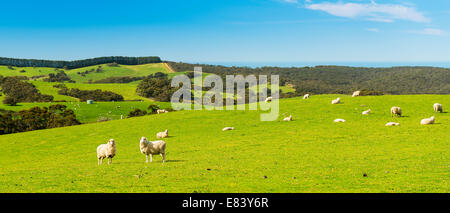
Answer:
top-left (166, 62), bottom-right (450, 95)
top-left (0, 56), bottom-right (161, 69)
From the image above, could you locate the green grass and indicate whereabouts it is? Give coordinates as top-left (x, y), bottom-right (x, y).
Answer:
top-left (0, 101), bottom-right (173, 123)
top-left (66, 63), bottom-right (171, 83)
top-left (0, 94), bottom-right (448, 192)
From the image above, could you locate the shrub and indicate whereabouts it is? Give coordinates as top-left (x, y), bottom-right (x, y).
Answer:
top-left (147, 104), bottom-right (160, 114)
top-left (58, 88), bottom-right (124, 102)
top-left (127, 109), bottom-right (147, 118)
top-left (136, 76), bottom-right (179, 102)
top-left (0, 104), bottom-right (81, 135)
top-left (44, 70), bottom-right (72, 82)
top-left (0, 76), bottom-right (54, 104)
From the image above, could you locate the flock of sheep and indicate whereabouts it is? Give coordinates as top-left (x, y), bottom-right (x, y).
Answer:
top-left (281, 91), bottom-right (444, 126)
top-left (97, 91), bottom-right (444, 165)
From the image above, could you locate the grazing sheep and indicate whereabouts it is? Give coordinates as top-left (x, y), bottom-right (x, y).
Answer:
top-left (157, 109), bottom-right (168, 114)
top-left (362, 109), bottom-right (371, 115)
top-left (352, 91), bottom-right (361, 97)
top-left (331, 97), bottom-right (341, 104)
top-left (391, 107), bottom-right (402, 117)
top-left (385, 122), bottom-right (400, 126)
top-left (222, 127), bottom-right (234, 131)
top-left (283, 115), bottom-right (293, 121)
top-left (303, 94), bottom-right (310, 99)
top-left (334, 119), bottom-right (346, 123)
top-left (265, 97), bottom-right (273, 103)
top-left (433, 103), bottom-right (443, 113)
top-left (97, 139), bottom-right (116, 165)
top-left (120, 115), bottom-right (124, 119)
top-left (139, 137), bottom-right (166, 163)
top-left (420, 116), bottom-right (435, 125)
top-left (156, 129), bottom-right (169, 139)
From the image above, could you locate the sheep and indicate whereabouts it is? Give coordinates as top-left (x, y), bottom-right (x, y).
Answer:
top-left (391, 107), bottom-right (402, 117)
top-left (265, 97), bottom-right (273, 103)
top-left (385, 122), bottom-right (400, 126)
top-left (362, 109), bottom-right (371, 115)
top-left (434, 103), bottom-right (443, 113)
top-left (303, 94), bottom-right (310, 99)
top-left (334, 119), bottom-right (346, 123)
top-left (157, 109), bottom-right (168, 114)
top-left (156, 129), bottom-right (169, 139)
top-left (139, 137), bottom-right (166, 163)
top-left (97, 139), bottom-right (116, 165)
top-left (352, 91), bottom-right (361, 97)
top-left (420, 116), bottom-right (435, 125)
top-left (283, 115), bottom-right (293, 121)
top-left (331, 97), bottom-right (341, 104)
top-left (222, 127), bottom-right (234, 131)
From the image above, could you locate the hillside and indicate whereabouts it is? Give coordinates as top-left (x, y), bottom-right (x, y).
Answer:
top-left (167, 62), bottom-right (450, 95)
top-left (0, 95), bottom-right (448, 192)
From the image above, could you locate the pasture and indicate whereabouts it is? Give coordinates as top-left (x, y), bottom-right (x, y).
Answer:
top-left (0, 94), bottom-right (448, 192)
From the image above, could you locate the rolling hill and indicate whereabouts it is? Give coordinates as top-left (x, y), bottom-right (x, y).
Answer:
top-left (0, 95), bottom-right (448, 192)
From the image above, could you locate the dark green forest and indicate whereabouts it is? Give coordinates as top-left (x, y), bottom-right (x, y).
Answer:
top-left (167, 62), bottom-right (450, 95)
top-left (0, 56), bottom-right (161, 69)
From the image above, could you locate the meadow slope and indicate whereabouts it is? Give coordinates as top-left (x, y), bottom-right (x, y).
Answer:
top-left (0, 95), bottom-right (448, 192)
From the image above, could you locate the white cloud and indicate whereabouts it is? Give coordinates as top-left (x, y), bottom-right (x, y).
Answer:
top-left (282, 0), bottom-right (298, 3)
top-left (412, 28), bottom-right (445, 36)
top-left (305, 1), bottom-right (430, 23)
top-left (366, 28), bottom-right (380, 32)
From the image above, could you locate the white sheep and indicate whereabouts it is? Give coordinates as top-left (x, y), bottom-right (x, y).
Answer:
top-left (303, 94), bottom-right (310, 99)
top-left (97, 139), bottom-right (116, 165)
top-left (157, 109), bottom-right (169, 114)
top-left (334, 119), bottom-right (346, 123)
top-left (139, 137), bottom-right (166, 163)
top-left (433, 103), bottom-right (443, 113)
top-left (222, 127), bottom-right (234, 131)
top-left (283, 115), bottom-right (293, 121)
top-left (331, 97), bottom-right (341, 104)
top-left (362, 109), bottom-right (371, 115)
top-left (385, 122), bottom-right (400, 126)
top-left (420, 116), bottom-right (435, 125)
top-left (391, 107), bottom-right (402, 117)
top-left (265, 97), bottom-right (273, 103)
top-left (156, 129), bottom-right (169, 139)
top-left (352, 91), bottom-right (361, 97)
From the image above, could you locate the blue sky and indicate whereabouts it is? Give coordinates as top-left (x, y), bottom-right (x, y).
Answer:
top-left (0, 0), bottom-right (449, 64)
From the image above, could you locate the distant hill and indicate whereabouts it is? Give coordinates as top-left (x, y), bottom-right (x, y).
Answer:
top-left (167, 62), bottom-right (450, 95)
top-left (0, 56), bottom-right (161, 69)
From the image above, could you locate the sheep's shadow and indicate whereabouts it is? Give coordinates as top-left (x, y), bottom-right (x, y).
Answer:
top-left (165, 159), bottom-right (186, 163)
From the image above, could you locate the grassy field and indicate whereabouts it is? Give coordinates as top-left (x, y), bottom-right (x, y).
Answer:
top-left (0, 94), bottom-right (448, 193)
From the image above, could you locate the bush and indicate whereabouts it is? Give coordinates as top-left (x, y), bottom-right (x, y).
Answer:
top-left (58, 88), bottom-right (124, 102)
top-left (0, 76), bottom-right (54, 104)
top-left (93, 76), bottom-right (145, 84)
top-left (136, 76), bottom-right (179, 102)
top-left (0, 104), bottom-right (81, 135)
top-left (127, 109), bottom-right (147, 118)
top-left (147, 104), bottom-right (160, 114)
top-left (44, 70), bottom-right (72, 82)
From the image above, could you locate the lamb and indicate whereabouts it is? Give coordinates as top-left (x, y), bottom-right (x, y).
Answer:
top-left (352, 91), bottom-right (361, 97)
top-left (362, 109), bottom-right (371, 115)
top-left (222, 127), bottom-right (234, 131)
top-left (331, 97), bottom-right (341, 104)
top-left (283, 115), bottom-right (293, 121)
top-left (265, 97), bottom-right (273, 103)
top-left (433, 103), bottom-right (443, 113)
top-left (156, 129), bottom-right (169, 139)
top-left (385, 122), bottom-right (400, 126)
top-left (420, 116), bottom-right (435, 125)
top-left (391, 107), bottom-right (402, 117)
top-left (334, 119), bottom-right (346, 123)
top-left (157, 109), bottom-right (168, 114)
top-left (303, 94), bottom-right (310, 99)
top-left (139, 137), bottom-right (166, 163)
top-left (97, 139), bottom-right (116, 165)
